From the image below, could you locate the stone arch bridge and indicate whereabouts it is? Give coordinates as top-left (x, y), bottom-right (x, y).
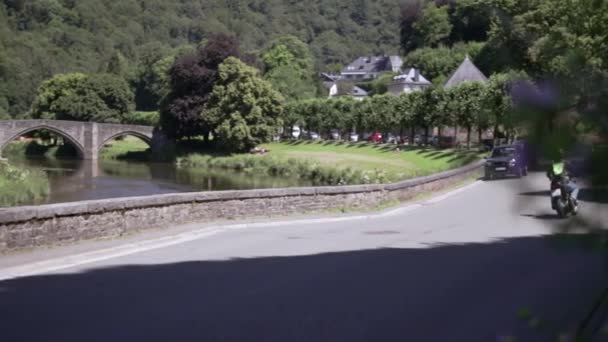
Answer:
top-left (0, 120), bottom-right (162, 160)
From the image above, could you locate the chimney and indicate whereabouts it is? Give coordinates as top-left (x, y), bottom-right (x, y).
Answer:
top-left (414, 68), bottom-right (420, 82)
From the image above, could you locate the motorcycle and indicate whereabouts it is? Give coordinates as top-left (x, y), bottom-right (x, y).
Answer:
top-left (550, 176), bottom-right (578, 218)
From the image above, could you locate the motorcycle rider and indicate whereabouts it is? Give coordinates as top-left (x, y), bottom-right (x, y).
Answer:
top-left (546, 154), bottom-right (579, 208)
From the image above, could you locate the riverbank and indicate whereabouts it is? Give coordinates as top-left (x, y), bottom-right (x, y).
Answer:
top-left (0, 161), bottom-right (49, 207)
top-left (2, 138), bottom-right (484, 187)
top-left (99, 138), bottom-right (482, 185)
top-left (177, 141), bottom-right (483, 185)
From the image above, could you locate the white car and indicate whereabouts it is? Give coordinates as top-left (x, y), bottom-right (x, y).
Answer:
top-left (330, 129), bottom-right (341, 140)
top-left (349, 132), bottom-right (359, 142)
top-left (308, 132), bottom-right (320, 140)
top-left (292, 126), bottom-right (301, 139)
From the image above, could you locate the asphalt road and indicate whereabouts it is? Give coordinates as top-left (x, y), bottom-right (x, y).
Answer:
top-left (1, 173), bottom-right (608, 341)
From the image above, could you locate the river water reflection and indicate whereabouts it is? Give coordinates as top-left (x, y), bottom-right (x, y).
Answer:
top-left (12, 158), bottom-right (311, 205)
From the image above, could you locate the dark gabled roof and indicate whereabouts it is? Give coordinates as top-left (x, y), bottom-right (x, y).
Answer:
top-left (320, 72), bottom-right (340, 82)
top-left (322, 81), bottom-right (336, 90)
top-left (341, 56), bottom-right (390, 74)
top-left (444, 55), bottom-right (488, 89)
top-left (335, 82), bottom-right (368, 97)
top-left (351, 86), bottom-right (368, 96)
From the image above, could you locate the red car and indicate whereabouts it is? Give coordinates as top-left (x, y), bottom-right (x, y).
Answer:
top-left (367, 132), bottom-right (383, 143)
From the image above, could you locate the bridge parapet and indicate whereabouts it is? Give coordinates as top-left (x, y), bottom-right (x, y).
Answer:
top-left (0, 120), bottom-right (157, 160)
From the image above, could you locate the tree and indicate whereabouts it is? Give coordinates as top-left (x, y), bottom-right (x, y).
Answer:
top-left (332, 97), bottom-right (357, 134)
top-left (449, 81), bottom-right (485, 148)
top-left (264, 65), bottom-right (317, 101)
top-left (408, 87), bottom-right (440, 144)
top-left (429, 87), bottom-right (450, 137)
top-left (203, 57), bottom-right (284, 152)
top-left (400, 0), bottom-right (424, 53)
top-left (395, 93), bottom-right (415, 139)
top-left (404, 42), bottom-right (485, 84)
top-left (369, 73), bottom-right (397, 95)
top-left (1, 0), bottom-right (409, 115)
top-left (483, 72), bottom-right (521, 142)
top-left (283, 101), bottom-right (306, 131)
top-left (296, 99), bottom-right (323, 135)
top-left (106, 50), bottom-right (130, 77)
top-left (30, 73), bottom-right (134, 123)
top-left (413, 3), bottom-right (452, 48)
top-left (159, 33), bottom-right (242, 140)
top-left (132, 45), bottom-right (195, 111)
top-left (447, 0), bottom-right (491, 43)
top-left (262, 36), bottom-right (317, 101)
top-left (372, 94), bottom-right (400, 134)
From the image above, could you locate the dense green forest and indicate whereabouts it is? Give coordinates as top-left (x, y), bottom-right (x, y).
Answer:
top-left (0, 0), bottom-right (405, 117)
top-left (1, 0), bottom-right (607, 141)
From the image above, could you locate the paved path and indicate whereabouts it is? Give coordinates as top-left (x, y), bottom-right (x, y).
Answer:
top-left (1, 174), bottom-right (607, 341)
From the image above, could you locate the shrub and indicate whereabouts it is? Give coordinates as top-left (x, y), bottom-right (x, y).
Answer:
top-left (176, 153), bottom-right (399, 186)
top-left (124, 111), bottom-right (160, 126)
top-left (0, 162), bottom-right (50, 207)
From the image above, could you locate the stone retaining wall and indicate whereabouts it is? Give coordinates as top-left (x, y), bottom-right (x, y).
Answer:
top-left (0, 161), bottom-right (483, 252)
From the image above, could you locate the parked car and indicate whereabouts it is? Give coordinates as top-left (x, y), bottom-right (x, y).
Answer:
top-left (368, 132), bottom-right (383, 143)
top-left (382, 133), bottom-right (398, 144)
top-left (307, 132), bottom-right (320, 140)
top-left (330, 129), bottom-right (341, 140)
top-left (414, 135), bottom-right (435, 146)
top-left (291, 125), bottom-right (301, 139)
top-left (484, 144), bottom-right (528, 179)
top-left (349, 132), bottom-right (359, 142)
top-left (438, 136), bottom-right (456, 148)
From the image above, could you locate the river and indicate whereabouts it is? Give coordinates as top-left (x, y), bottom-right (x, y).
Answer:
top-left (11, 158), bottom-right (311, 206)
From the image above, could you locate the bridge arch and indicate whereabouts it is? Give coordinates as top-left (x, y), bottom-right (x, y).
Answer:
top-left (0, 120), bottom-right (156, 160)
top-left (0, 124), bottom-right (86, 158)
top-left (98, 131), bottom-right (153, 151)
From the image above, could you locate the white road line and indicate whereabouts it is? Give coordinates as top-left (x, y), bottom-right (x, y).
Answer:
top-left (0, 180), bottom-right (483, 281)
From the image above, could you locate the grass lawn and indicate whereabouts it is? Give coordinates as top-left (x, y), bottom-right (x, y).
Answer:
top-left (102, 138), bottom-right (484, 184)
top-left (260, 140), bottom-right (484, 180)
top-left (99, 136), bottom-right (150, 160)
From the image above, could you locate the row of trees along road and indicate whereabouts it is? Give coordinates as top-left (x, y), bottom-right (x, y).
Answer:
top-left (285, 71), bottom-right (524, 148)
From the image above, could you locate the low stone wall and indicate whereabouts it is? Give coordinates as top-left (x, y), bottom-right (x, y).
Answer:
top-left (0, 161), bottom-right (483, 252)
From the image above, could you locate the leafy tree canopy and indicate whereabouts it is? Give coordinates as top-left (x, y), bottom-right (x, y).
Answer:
top-left (262, 35), bottom-right (317, 101)
top-left (0, 0), bottom-right (405, 116)
top-left (30, 72), bottom-right (134, 123)
top-left (204, 57), bottom-right (284, 152)
top-left (159, 33), bottom-right (243, 140)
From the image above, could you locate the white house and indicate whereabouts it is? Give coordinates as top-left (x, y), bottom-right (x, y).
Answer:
top-left (387, 68), bottom-right (432, 95)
